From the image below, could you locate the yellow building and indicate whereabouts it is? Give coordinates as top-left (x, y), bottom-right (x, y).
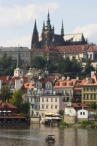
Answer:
top-left (82, 74), bottom-right (97, 103)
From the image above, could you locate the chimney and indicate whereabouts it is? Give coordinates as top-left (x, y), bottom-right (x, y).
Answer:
top-left (7, 76), bottom-right (9, 81)
top-left (76, 77), bottom-right (79, 81)
top-left (91, 71), bottom-right (95, 77)
top-left (67, 76), bottom-right (70, 81)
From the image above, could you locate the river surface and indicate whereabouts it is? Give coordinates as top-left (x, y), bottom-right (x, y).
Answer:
top-left (0, 124), bottom-right (97, 146)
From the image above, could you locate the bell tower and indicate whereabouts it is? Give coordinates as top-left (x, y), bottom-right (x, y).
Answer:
top-left (41, 10), bottom-right (54, 49)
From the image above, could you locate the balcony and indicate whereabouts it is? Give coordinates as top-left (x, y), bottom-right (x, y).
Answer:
top-left (42, 93), bottom-right (65, 96)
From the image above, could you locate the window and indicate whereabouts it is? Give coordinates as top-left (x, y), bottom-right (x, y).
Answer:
top-left (87, 95), bottom-right (89, 100)
top-left (42, 105), bottom-right (44, 109)
top-left (46, 98), bottom-right (48, 102)
top-left (51, 105), bottom-right (53, 109)
top-left (32, 105), bottom-right (33, 109)
top-left (55, 98), bottom-right (57, 102)
top-left (36, 112), bottom-right (38, 116)
top-left (51, 98), bottom-right (53, 102)
top-left (80, 112), bottom-right (82, 115)
top-left (90, 54), bottom-right (92, 59)
top-left (46, 105), bottom-right (48, 109)
top-left (94, 94), bottom-right (96, 100)
top-left (55, 105), bottom-right (57, 109)
top-left (27, 98), bottom-right (29, 102)
top-left (87, 88), bottom-right (89, 91)
top-left (35, 105), bottom-right (37, 109)
top-left (42, 113), bottom-right (44, 116)
top-left (84, 94), bottom-right (85, 100)
top-left (91, 95), bottom-right (92, 100)
top-left (62, 83), bottom-right (65, 86)
top-left (83, 112), bottom-right (85, 115)
top-left (42, 98), bottom-right (44, 102)
top-left (31, 98), bottom-right (32, 102)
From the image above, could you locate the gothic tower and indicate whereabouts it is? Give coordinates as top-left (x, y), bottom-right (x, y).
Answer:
top-left (31, 20), bottom-right (39, 49)
top-left (61, 20), bottom-right (64, 36)
top-left (41, 10), bottom-right (54, 49)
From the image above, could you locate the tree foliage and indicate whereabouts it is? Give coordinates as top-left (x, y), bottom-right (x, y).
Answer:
top-left (0, 87), bottom-right (11, 101)
top-left (31, 56), bottom-right (46, 69)
top-left (85, 59), bottom-right (95, 75)
top-left (9, 89), bottom-right (30, 114)
top-left (89, 102), bottom-right (97, 110)
top-left (0, 52), bottom-right (17, 76)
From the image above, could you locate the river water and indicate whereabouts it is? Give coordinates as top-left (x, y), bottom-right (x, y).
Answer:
top-left (0, 124), bottom-right (97, 146)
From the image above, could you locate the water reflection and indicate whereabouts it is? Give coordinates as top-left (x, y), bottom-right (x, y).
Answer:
top-left (0, 124), bottom-right (97, 146)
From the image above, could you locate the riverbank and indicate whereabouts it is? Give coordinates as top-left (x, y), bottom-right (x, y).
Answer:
top-left (59, 120), bottom-right (97, 128)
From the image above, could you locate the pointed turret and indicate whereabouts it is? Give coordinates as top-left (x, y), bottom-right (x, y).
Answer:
top-left (42, 21), bottom-right (45, 30)
top-left (61, 20), bottom-right (64, 36)
top-left (45, 10), bottom-right (51, 29)
top-left (31, 19), bottom-right (39, 49)
top-left (34, 19), bottom-right (37, 31)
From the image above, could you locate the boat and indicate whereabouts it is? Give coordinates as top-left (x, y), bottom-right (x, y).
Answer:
top-left (45, 135), bottom-right (55, 143)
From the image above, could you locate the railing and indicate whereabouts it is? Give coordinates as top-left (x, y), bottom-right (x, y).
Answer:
top-left (42, 93), bottom-right (66, 96)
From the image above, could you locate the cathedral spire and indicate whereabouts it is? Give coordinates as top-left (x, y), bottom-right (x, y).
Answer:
top-left (34, 19), bottom-right (37, 31)
top-left (45, 10), bottom-right (51, 29)
top-left (43, 21), bottom-right (45, 30)
top-left (61, 20), bottom-right (64, 35)
top-left (31, 19), bottom-right (39, 49)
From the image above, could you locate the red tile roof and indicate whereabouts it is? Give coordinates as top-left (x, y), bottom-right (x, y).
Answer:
top-left (48, 73), bottom-right (62, 77)
top-left (87, 46), bottom-right (97, 52)
top-left (56, 45), bottom-right (89, 54)
top-left (0, 100), bottom-right (17, 109)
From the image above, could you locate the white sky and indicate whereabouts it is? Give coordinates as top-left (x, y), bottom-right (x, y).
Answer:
top-left (0, 0), bottom-right (97, 48)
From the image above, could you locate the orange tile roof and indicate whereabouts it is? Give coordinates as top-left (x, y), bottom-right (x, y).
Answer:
top-left (74, 79), bottom-right (87, 89)
top-left (24, 83), bottom-right (35, 89)
top-left (53, 78), bottom-right (76, 88)
top-left (48, 73), bottom-right (61, 76)
top-left (82, 74), bottom-right (97, 86)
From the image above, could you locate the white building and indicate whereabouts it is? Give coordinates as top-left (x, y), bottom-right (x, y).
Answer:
top-left (77, 108), bottom-right (95, 120)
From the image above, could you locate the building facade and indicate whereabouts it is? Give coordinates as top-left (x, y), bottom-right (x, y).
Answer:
top-left (31, 11), bottom-right (87, 50)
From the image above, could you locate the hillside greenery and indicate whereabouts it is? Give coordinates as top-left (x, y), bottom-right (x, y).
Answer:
top-left (0, 52), bottom-right (17, 76)
top-left (31, 56), bottom-right (95, 79)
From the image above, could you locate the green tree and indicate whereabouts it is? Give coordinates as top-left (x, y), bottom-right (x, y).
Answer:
top-left (31, 56), bottom-right (46, 69)
top-left (21, 102), bottom-right (30, 114)
top-left (85, 59), bottom-right (95, 75)
top-left (0, 87), bottom-right (11, 101)
top-left (9, 89), bottom-right (30, 114)
top-left (9, 89), bottom-right (23, 113)
top-left (58, 110), bottom-right (64, 116)
top-left (89, 102), bottom-right (97, 110)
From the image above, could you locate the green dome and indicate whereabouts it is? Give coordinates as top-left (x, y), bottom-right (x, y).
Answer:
top-left (29, 68), bottom-right (32, 70)
top-left (15, 68), bottom-right (22, 71)
top-left (26, 72), bottom-right (34, 76)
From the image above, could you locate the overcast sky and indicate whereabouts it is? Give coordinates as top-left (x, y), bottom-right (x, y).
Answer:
top-left (0, 0), bottom-right (97, 48)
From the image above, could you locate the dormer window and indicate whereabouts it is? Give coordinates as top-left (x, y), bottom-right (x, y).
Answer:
top-left (62, 83), bottom-right (65, 86)
top-left (55, 83), bottom-right (58, 86)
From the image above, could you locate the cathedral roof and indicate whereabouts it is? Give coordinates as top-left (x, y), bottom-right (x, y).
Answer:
top-left (63, 33), bottom-right (85, 42)
top-left (51, 34), bottom-right (63, 43)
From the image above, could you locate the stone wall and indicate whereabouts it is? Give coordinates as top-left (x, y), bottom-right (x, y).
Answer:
top-left (30, 117), bottom-right (40, 123)
top-left (78, 118), bottom-right (88, 122)
top-left (64, 115), bottom-right (77, 123)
